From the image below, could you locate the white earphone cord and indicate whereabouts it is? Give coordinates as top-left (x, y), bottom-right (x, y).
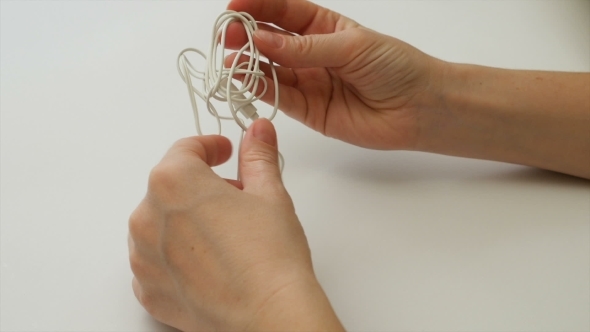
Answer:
top-left (177, 10), bottom-right (283, 178)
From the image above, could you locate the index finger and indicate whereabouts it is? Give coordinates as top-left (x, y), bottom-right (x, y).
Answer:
top-left (227, 0), bottom-right (359, 36)
top-left (164, 135), bottom-right (233, 167)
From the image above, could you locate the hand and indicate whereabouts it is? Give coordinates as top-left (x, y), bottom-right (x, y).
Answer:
top-left (225, 0), bottom-right (444, 150)
top-left (128, 119), bottom-right (343, 331)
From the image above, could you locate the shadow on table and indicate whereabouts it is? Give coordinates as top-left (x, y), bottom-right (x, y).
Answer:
top-left (332, 150), bottom-right (589, 188)
top-left (142, 315), bottom-right (181, 332)
top-left (476, 166), bottom-right (590, 187)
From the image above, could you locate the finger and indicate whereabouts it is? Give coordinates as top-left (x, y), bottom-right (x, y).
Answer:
top-left (164, 135), bottom-right (232, 167)
top-left (224, 22), bottom-right (294, 51)
top-left (148, 136), bottom-right (234, 203)
top-left (254, 28), bottom-right (367, 69)
top-left (227, 0), bottom-right (359, 36)
top-left (224, 53), bottom-right (297, 87)
top-left (229, 73), bottom-right (310, 125)
top-left (239, 119), bottom-right (284, 196)
top-left (228, 69), bottom-right (316, 128)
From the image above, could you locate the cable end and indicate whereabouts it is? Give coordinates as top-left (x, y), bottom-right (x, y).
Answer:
top-left (237, 102), bottom-right (259, 120)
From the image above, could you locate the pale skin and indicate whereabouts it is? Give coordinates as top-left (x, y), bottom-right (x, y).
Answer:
top-left (128, 0), bottom-right (590, 331)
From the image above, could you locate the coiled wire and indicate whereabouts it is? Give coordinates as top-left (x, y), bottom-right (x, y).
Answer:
top-left (177, 10), bottom-right (279, 134)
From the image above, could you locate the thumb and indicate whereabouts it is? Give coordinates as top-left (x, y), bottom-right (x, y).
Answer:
top-left (239, 118), bottom-right (283, 195)
top-left (254, 29), bottom-right (363, 68)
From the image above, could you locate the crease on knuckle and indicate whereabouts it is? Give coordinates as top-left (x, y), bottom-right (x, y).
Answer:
top-left (294, 35), bottom-right (314, 56)
top-left (241, 149), bottom-right (279, 170)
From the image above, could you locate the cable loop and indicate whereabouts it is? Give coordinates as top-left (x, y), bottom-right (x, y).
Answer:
top-left (177, 10), bottom-right (279, 135)
top-left (177, 10), bottom-right (283, 175)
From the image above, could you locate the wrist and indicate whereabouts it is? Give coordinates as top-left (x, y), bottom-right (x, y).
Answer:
top-left (417, 61), bottom-right (503, 159)
top-left (412, 62), bottom-right (590, 179)
top-left (246, 272), bottom-right (344, 331)
top-left (411, 57), bottom-right (456, 152)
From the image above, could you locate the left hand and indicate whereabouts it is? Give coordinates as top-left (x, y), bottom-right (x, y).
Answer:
top-left (128, 119), bottom-right (329, 331)
top-left (223, 0), bottom-right (444, 150)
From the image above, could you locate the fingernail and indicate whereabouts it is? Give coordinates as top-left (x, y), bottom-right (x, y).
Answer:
top-left (251, 119), bottom-right (277, 147)
top-left (255, 30), bottom-right (283, 49)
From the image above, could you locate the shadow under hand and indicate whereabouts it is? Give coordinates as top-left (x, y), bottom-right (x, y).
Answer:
top-left (332, 149), bottom-right (590, 189)
top-left (140, 314), bottom-right (181, 332)
top-left (478, 166), bottom-right (590, 188)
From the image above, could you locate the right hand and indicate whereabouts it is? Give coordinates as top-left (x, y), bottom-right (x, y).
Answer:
top-left (129, 120), bottom-right (344, 331)
top-left (225, 0), bottom-right (445, 150)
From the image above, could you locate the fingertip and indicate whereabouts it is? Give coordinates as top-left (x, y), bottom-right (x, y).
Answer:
top-left (245, 118), bottom-right (277, 148)
top-left (226, 0), bottom-right (252, 13)
top-left (226, 0), bottom-right (240, 11)
top-left (169, 135), bottom-right (233, 167)
top-left (223, 22), bottom-right (249, 50)
top-left (211, 135), bottom-right (233, 166)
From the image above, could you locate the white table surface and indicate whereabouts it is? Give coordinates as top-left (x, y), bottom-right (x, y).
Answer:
top-left (1, 1), bottom-right (589, 331)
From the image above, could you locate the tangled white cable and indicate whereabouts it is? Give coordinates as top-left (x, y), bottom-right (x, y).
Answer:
top-left (177, 10), bottom-right (279, 135)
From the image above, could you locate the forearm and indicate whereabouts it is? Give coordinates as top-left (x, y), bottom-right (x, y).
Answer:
top-left (419, 63), bottom-right (590, 178)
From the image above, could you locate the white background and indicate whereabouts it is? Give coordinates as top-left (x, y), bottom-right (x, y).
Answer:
top-left (1, 1), bottom-right (589, 331)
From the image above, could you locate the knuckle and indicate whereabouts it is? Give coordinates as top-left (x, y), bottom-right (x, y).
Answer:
top-left (128, 208), bottom-right (146, 238)
top-left (346, 27), bottom-right (374, 49)
top-left (139, 291), bottom-right (158, 315)
top-left (273, 186), bottom-right (294, 203)
top-left (347, 26), bottom-right (369, 41)
top-left (129, 207), bottom-right (158, 242)
top-left (293, 36), bottom-right (314, 55)
top-left (148, 162), bottom-right (181, 195)
top-left (343, 28), bottom-right (369, 54)
top-left (129, 252), bottom-right (146, 279)
top-left (128, 207), bottom-right (159, 250)
top-left (241, 149), bottom-right (279, 169)
top-left (264, 184), bottom-right (294, 207)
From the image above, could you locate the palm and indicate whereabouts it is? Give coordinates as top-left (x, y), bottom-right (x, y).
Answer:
top-left (288, 41), bottom-right (428, 150)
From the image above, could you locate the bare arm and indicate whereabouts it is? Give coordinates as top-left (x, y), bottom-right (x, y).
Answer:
top-left (420, 65), bottom-right (590, 179)
top-left (225, 0), bottom-right (590, 179)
